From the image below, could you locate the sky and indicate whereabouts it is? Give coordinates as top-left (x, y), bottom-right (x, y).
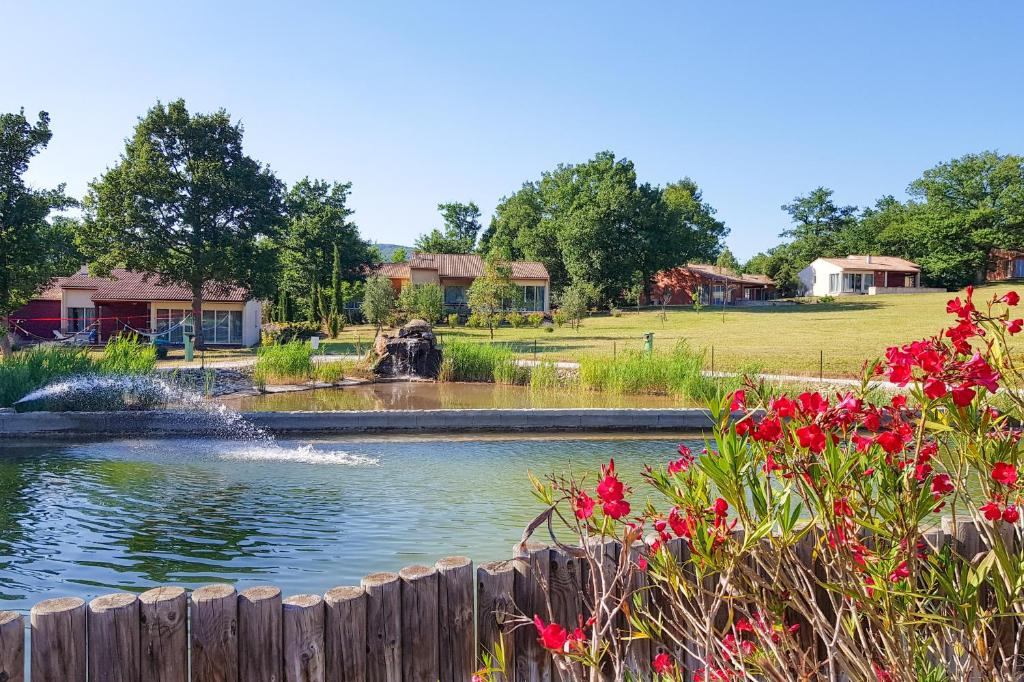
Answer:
top-left (5, 1), bottom-right (1024, 260)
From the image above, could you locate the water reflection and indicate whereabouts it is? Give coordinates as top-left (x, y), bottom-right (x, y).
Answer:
top-left (0, 435), bottom-right (692, 613)
top-left (225, 381), bottom-right (690, 412)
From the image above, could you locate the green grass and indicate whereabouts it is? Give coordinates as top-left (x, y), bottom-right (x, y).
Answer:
top-left (253, 342), bottom-right (314, 384)
top-left (97, 334), bottom-right (157, 374)
top-left (0, 345), bottom-right (96, 407)
top-left (322, 284), bottom-right (1024, 377)
top-left (439, 341), bottom-right (528, 384)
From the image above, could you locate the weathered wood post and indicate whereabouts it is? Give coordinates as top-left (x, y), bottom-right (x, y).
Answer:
top-left (238, 586), bottom-right (283, 682)
top-left (477, 560), bottom-right (516, 681)
top-left (88, 593), bottom-right (141, 682)
top-left (0, 611), bottom-right (24, 682)
top-left (400, 565), bottom-right (440, 682)
top-left (30, 597), bottom-right (86, 682)
top-left (139, 586), bottom-right (187, 682)
top-left (514, 543), bottom-right (551, 682)
top-left (190, 584), bottom-right (238, 682)
top-left (436, 556), bottom-right (474, 682)
top-left (362, 572), bottom-right (402, 682)
top-left (283, 594), bottom-right (325, 682)
top-left (324, 586), bottom-right (366, 681)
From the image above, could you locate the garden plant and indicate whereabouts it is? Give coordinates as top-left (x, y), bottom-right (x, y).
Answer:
top-left (479, 288), bottom-right (1024, 681)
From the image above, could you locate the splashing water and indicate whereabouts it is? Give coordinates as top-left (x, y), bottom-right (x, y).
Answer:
top-left (219, 443), bottom-right (380, 466)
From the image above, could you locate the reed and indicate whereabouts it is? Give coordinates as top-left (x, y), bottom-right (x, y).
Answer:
top-left (0, 345), bottom-right (95, 407)
top-left (528, 360), bottom-right (562, 391)
top-left (438, 341), bottom-right (527, 384)
top-left (253, 342), bottom-right (314, 384)
top-left (97, 334), bottom-right (157, 374)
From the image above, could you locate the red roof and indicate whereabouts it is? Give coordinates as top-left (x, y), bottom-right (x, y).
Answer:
top-left (661, 264), bottom-right (776, 287)
top-left (37, 268), bottom-right (250, 303)
top-left (380, 253), bottom-right (549, 280)
top-left (820, 255), bottom-right (920, 272)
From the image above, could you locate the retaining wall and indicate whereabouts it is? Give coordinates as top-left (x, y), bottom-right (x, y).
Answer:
top-left (0, 408), bottom-right (716, 439)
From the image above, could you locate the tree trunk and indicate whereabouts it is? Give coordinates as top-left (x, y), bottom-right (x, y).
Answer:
top-left (191, 287), bottom-right (204, 350)
top-left (0, 317), bottom-right (12, 358)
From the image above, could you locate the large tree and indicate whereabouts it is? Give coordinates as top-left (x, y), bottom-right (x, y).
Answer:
top-left (414, 201), bottom-right (481, 253)
top-left (279, 177), bottom-right (373, 323)
top-left (779, 187), bottom-right (859, 267)
top-left (81, 100), bottom-right (284, 348)
top-left (0, 110), bottom-right (77, 356)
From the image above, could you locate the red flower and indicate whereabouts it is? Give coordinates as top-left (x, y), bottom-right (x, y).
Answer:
top-left (889, 560), bottom-right (910, 583)
top-left (833, 497), bottom-right (853, 517)
top-left (1002, 505), bottom-right (1020, 523)
top-left (652, 652), bottom-right (673, 673)
top-left (752, 416), bottom-right (783, 442)
top-left (797, 392), bottom-right (828, 415)
top-left (1001, 291), bottom-right (1020, 306)
top-left (730, 390), bottom-right (746, 411)
top-left (795, 424), bottom-right (827, 453)
top-left (930, 473), bottom-right (955, 497)
top-left (712, 497), bottom-right (729, 517)
top-left (602, 498), bottom-right (631, 520)
top-left (734, 419), bottom-right (752, 436)
top-left (923, 377), bottom-right (947, 400)
top-left (992, 462), bottom-right (1019, 487)
top-left (573, 491), bottom-right (595, 519)
top-left (669, 446), bottom-right (694, 474)
top-left (875, 431), bottom-right (904, 455)
top-left (533, 616), bottom-right (568, 651)
top-left (951, 384), bottom-right (976, 407)
top-left (769, 396), bottom-right (795, 418)
top-left (1008, 319), bottom-right (1023, 335)
top-left (981, 501), bottom-right (1002, 520)
top-left (596, 460), bottom-right (625, 502)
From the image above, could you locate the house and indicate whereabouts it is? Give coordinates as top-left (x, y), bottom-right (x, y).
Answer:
top-left (10, 268), bottom-right (262, 347)
top-left (376, 253), bottom-right (551, 312)
top-left (650, 264), bottom-right (778, 306)
top-left (987, 249), bottom-right (1024, 281)
top-left (798, 255), bottom-right (943, 296)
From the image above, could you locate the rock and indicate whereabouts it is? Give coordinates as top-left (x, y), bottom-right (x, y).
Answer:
top-left (399, 319), bottom-right (432, 337)
top-left (374, 320), bottom-right (442, 379)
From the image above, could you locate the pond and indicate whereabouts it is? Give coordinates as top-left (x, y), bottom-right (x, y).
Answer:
top-left (0, 433), bottom-right (699, 614)
top-left (224, 381), bottom-right (691, 411)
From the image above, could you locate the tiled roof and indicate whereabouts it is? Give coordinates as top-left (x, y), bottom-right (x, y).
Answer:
top-left (674, 264), bottom-right (776, 287)
top-left (385, 253), bottom-right (549, 281)
top-left (36, 268), bottom-right (250, 302)
top-left (820, 255), bottom-right (920, 272)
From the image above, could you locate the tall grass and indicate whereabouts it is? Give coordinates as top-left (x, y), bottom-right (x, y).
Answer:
top-left (529, 361), bottom-right (562, 391)
top-left (97, 334), bottom-right (156, 374)
top-left (253, 342), bottom-right (314, 384)
top-left (439, 341), bottom-right (528, 384)
top-left (0, 345), bottom-right (95, 407)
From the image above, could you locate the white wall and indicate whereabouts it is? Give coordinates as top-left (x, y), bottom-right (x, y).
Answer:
top-left (61, 289), bottom-right (96, 331)
top-left (242, 300), bottom-right (261, 347)
top-left (798, 259), bottom-right (843, 297)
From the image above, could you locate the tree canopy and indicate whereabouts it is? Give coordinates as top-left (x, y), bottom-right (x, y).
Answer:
top-left (0, 110), bottom-right (78, 355)
top-left (414, 201), bottom-right (482, 253)
top-left (81, 99), bottom-right (284, 346)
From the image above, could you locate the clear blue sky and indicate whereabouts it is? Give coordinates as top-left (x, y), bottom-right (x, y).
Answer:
top-left (5, 1), bottom-right (1023, 260)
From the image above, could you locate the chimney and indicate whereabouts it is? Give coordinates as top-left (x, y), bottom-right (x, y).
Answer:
top-left (866, 255), bottom-right (873, 264)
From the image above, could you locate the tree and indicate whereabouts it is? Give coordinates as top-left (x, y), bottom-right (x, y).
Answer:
top-left (556, 282), bottom-right (600, 330)
top-left (0, 110), bottom-right (78, 356)
top-left (626, 272), bottom-right (647, 315)
top-left (279, 177), bottom-right (373, 323)
top-left (482, 183), bottom-right (567, 289)
top-left (716, 247), bottom-right (741, 272)
top-left (467, 257), bottom-right (518, 339)
top-left (414, 201), bottom-right (481, 253)
top-left (390, 247), bottom-right (407, 263)
top-left (361, 275), bottom-right (396, 337)
top-left (397, 283), bottom-right (443, 323)
top-left (657, 178), bottom-right (729, 269)
top-left (778, 187), bottom-right (859, 267)
top-left (81, 100), bottom-right (284, 348)
top-left (329, 243), bottom-right (344, 335)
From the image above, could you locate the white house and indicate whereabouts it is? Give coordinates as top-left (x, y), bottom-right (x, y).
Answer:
top-left (798, 255), bottom-right (943, 296)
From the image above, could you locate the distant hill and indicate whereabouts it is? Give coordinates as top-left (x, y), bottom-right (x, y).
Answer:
top-left (373, 243), bottom-right (414, 262)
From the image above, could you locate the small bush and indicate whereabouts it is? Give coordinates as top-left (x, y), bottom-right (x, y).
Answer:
top-left (552, 310), bottom-right (568, 327)
top-left (253, 341), bottom-right (313, 384)
top-left (261, 321), bottom-right (322, 345)
top-left (609, 307), bottom-right (623, 317)
top-left (447, 313), bottom-right (460, 327)
top-left (544, 326), bottom-right (554, 333)
top-left (505, 311), bottom-right (525, 328)
top-left (465, 312), bottom-right (486, 328)
top-left (818, 294), bottom-right (836, 304)
top-left (97, 334), bottom-right (156, 374)
top-left (527, 312), bottom-right (544, 328)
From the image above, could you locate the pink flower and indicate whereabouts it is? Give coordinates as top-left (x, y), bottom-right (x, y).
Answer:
top-left (981, 501), bottom-right (1002, 521)
top-left (1008, 319), bottom-right (1023, 335)
top-left (889, 560), bottom-right (910, 583)
top-left (652, 652), bottom-right (674, 673)
top-left (992, 462), bottom-right (1019, 487)
top-left (573, 491), bottom-right (595, 519)
top-left (533, 615), bottom-right (568, 651)
top-left (596, 460), bottom-right (625, 502)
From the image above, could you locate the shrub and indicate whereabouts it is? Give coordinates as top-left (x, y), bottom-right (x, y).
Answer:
top-left (0, 345), bottom-right (94, 407)
top-left (97, 334), bottom-right (156, 374)
top-left (465, 312), bottom-right (487, 329)
top-left (609, 306), bottom-right (623, 317)
top-left (397, 283), bottom-right (444, 323)
top-left (447, 313), bottom-right (460, 327)
top-left (261, 321), bottom-right (322, 345)
top-left (552, 310), bottom-right (568, 328)
top-left (544, 326), bottom-right (554, 333)
top-left (527, 312), bottom-right (544, 328)
top-left (479, 287), bottom-right (1024, 682)
top-left (253, 341), bottom-right (313, 384)
top-left (818, 294), bottom-right (836, 304)
top-left (504, 311), bottom-right (525, 328)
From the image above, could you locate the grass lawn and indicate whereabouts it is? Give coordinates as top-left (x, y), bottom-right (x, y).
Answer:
top-left (321, 284), bottom-right (1023, 378)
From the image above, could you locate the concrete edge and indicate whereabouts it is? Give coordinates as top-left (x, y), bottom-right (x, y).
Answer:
top-left (0, 407), bottom-right (718, 439)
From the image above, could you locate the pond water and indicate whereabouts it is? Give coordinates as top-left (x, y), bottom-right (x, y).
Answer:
top-left (0, 433), bottom-right (699, 614)
top-left (224, 381), bottom-right (689, 411)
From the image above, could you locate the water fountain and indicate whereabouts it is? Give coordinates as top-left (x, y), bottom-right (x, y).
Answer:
top-left (372, 319), bottom-right (442, 379)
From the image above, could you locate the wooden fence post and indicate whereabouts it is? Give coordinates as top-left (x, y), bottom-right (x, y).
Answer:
top-left (436, 556), bottom-right (474, 682)
top-left (324, 586), bottom-right (366, 682)
top-left (139, 586), bottom-right (187, 682)
top-left (283, 594), bottom-right (325, 682)
top-left (88, 593), bottom-right (141, 682)
top-left (190, 584), bottom-right (238, 682)
top-left (400, 565), bottom-right (440, 682)
top-left (0, 611), bottom-right (24, 682)
top-left (30, 597), bottom-right (86, 682)
top-left (514, 544), bottom-right (551, 682)
top-left (362, 572), bottom-right (402, 682)
top-left (477, 560), bottom-right (516, 681)
top-left (238, 586), bottom-right (283, 682)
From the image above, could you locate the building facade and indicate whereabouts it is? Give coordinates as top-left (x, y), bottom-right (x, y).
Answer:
top-left (987, 249), bottom-right (1024, 281)
top-left (650, 264), bottom-right (777, 306)
top-left (797, 255), bottom-right (942, 296)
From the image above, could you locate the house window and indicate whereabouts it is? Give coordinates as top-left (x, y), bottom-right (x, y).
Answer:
top-left (155, 308), bottom-right (195, 344)
top-left (864, 274), bottom-right (874, 289)
top-left (843, 273), bottom-right (865, 292)
top-left (1014, 258), bottom-right (1024, 278)
top-left (521, 285), bottom-right (546, 311)
top-left (67, 307), bottom-right (96, 333)
top-left (444, 286), bottom-right (467, 306)
top-left (829, 274), bottom-right (840, 293)
top-left (201, 310), bottom-right (243, 344)
top-left (712, 285), bottom-right (725, 304)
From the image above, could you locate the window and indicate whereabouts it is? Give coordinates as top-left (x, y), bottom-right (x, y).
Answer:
top-left (201, 310), bottom-right (243, 344)
top-left (864, 273), bottom-right (874, 289)
top-left (155, 308), bottom-right (195, 344)
top-left (1014, 258), bottom-right (1024, 278)
top-left (521, 285), bottom-right (546, 311)
top-left (67, 307), bottom-right (96, 333)
top-left (712, 285), bottom-right (725, 304)
top-left (829, 274), bottom-right (840, 293)
top-left (843, 273), bottom-right (865, 292)
top-left (444, 286), bottom-right (467, 306)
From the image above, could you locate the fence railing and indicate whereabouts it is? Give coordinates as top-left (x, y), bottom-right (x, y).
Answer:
top-left (0, 517), bottom-right (996, 681)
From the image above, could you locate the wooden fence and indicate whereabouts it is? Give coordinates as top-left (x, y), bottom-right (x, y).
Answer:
top-left (0, 518), bottom-right (997, 681)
